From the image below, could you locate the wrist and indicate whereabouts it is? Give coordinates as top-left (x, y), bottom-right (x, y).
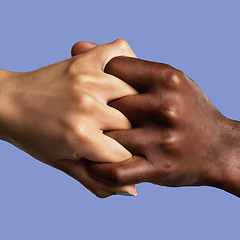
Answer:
top-left (0, 69), bottom-right (21, 142)
top-left (207, 118), bottom-right (240, 197)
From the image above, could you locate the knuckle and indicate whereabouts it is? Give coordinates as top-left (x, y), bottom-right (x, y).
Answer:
top-left (66, 73), bottom-right (97, 104)
top-left (66, 56), bottom-right (82, 76)
top-left (109, 168), bottom-right (125, 186)
top-left (159, 130), bottom-right (179, 153)
top-left (114, 38), bottom-right (131, 53)
top-left (72, 74), bottom-right (95, 94)
top-left (115, 38), bottom-right (129, 48)
top-left (147, 96), bottom-right (179, 126)
top-left (65, 92), bottom-right (97, 116)
top-left (66, 58), bottom-right (91, 83)
top-left (157, 101), bottom-right (179, 124)
top-left (75, 73), bottom-right (92, 85)
top-left (73, 123), bottom-right (92, 147)
top-left (164, 69), bottom-right (183, 90)
top-left (164, 106), bottom-right (178, 121)
top-left (78, 93), bottom-right (97, 114)
top-left (74, 123), bottom-right (89, 140)
top-left (66, 56), bottom-right (91, 80)
top-left (65, 121), bottom-right (90, 156)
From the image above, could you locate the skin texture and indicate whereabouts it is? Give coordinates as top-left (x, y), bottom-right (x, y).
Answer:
top-left (85, 56), bottom-right (240, 198)
top-left (0, 40), bottom-right (139, 197)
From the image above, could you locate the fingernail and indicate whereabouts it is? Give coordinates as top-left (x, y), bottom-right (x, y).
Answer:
top-left (116, 191), bottom-right (137, 196)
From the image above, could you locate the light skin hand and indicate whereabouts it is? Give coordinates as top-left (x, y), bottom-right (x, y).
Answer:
top-left (87, 56), bottom-right (240, 198)
top-left (0, 40), bottom-right (138, 197)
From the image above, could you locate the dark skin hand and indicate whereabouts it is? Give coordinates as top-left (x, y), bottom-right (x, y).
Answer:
top-left (87, 56), bottom-right (240, 198)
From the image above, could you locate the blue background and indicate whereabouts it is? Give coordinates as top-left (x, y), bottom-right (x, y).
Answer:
top-left (0, 1), bottom-right (240, 239)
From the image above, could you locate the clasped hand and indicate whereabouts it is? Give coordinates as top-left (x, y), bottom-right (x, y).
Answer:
top-left (73, 41), bottom-right (240, 198)
top-left (1, 39), bottom-right (239, 198)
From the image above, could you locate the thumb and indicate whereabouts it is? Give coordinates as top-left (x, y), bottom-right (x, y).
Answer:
top-left (71, 41), bottom-right (98, 56)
